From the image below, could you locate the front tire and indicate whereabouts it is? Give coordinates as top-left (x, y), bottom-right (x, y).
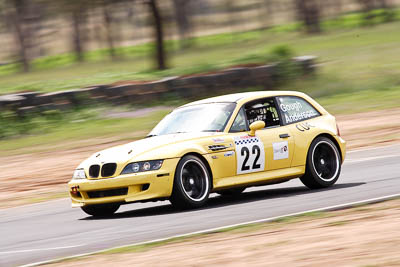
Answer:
top-left (81, 203), bottom-right (120, 217)
top-left (300, 136), bottom-right (341, 189)
top-left (170, 155), bottom-right (211, 209)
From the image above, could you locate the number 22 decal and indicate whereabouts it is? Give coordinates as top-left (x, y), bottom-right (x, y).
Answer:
top-left (241, 145), bottom-right (261, 171)
top-left (234, 136), bottom-right (265, 175)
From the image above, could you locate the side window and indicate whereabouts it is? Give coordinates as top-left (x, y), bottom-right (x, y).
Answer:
top-left (277, 96), bottom-right (320, 124)
top-left (244, 98), bottom-right (280, 128)
top-left (230, 108), bottom-right (248, 132)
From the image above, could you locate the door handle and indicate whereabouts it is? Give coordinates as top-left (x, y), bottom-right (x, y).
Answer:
top-left (279, 133), bottom-right (290, 139)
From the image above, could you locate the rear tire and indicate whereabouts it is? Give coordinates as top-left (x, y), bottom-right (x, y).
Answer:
top-left (81, 203), bottom-right (120, 217)
top-left (170, 155), bottom-right (211, 209)
top-left (300, 136), bottom-right (341, 189)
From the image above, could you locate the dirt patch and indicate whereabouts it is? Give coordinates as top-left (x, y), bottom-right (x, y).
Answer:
top-left (47, 199), bottom-right (400, 267)
top-left (0, 133), bottom-right (146, 209)
top-left (336, 108), bottom-right (400, 150)
top-left (1, 108), bottom-right (399, 209)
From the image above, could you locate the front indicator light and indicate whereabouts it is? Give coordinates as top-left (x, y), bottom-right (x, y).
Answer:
top-left (152, 160), bottom-right (163, 170)
top-left (121, 160), bottom-right (163, 175)
top-left (71, 186), bottom-right (79, 195)
top-left (72, 169), bottom-right (86, 179)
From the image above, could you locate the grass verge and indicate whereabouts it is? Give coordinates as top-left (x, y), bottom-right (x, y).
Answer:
top-left (0, 107), bottom-right (171, 156)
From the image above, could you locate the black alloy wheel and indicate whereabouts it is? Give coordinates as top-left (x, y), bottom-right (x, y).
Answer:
top-left (300, 136), bottom-right (341, 189)
top-left (170, 155), bottom-right (211, 209)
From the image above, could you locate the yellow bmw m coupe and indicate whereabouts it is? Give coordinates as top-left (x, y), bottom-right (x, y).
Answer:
top-left (69, 91), bottom-right (346, 216)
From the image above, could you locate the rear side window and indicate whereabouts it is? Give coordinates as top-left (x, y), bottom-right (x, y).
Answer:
top-left (277, 96), bottom-right (320, 124)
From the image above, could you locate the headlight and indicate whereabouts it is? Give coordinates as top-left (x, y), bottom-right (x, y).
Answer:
top-left (72, 169), bottom-right (87, 179)
top-left (121, 160), bottom-right (163, 175)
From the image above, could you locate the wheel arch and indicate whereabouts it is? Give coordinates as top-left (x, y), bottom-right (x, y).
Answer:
top-left (312, 133), bottom-right (343, 161)
top-left (180, 152), bottom-right (214, 190)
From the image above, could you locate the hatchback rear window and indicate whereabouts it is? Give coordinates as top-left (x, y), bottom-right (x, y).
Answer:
top-left (277, 96), bottom-right (320, 124)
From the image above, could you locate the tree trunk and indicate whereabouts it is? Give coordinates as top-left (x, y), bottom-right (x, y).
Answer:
top-left (148, 0), bottom-right (166, 70)
top-left (103, 0), bottom-right (116, 60)
top-left (295, 0), bottom-right (321, 34)
top-left (332, 0), bottom-right (343, 16)
top-left (71, 8), bottom-right (85, 62)
top-left (378, 0), bottom-right (388, 8)
top-left (226, 0), bottom-right (238, 35)
top-left (11, 0), bottom-right (30, 72)
top-left (258, 0), bottom-right (273, 30)
top-left (358, 0), bottom-right (375, 12)
top-left (172, 0), bottom-right (192, 49)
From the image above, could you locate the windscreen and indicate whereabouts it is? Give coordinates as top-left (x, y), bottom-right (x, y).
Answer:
top-left (148, 103), bottom-right (236, 136)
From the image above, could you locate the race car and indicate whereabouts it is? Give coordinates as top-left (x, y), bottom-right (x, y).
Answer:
top-left (69, 91), bottom-right (346, 216)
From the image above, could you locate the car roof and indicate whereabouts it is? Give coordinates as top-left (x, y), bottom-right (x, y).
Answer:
top-left (183, 91), bottom-right (310, 107)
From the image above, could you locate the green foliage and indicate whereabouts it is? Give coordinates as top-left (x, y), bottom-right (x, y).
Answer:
top-left (268, 45), bottom-right (300, 81)
top-left (0, 108), bottom-right (170, 156)
top-left (321, 8), bottom-right (400, 30)
top-left (268, 45), bottom-right (294, 60)
top-left (265, 8), bottom-right (400, 33)
top-left (0, 107), bottom-right (98, 139)
top-left (359, 8), bottom-right (398, 26)
top-left (269, 22), bottom-right (303, 33)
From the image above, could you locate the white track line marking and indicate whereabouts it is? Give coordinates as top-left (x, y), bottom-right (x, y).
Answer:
top-left (0, 198), bottom-right (69, 212)
top-left (345, 154), bottom-right (400, 164)
top-left (0, 244), bottom-right (86, 255)
top-left (21, 193), bottom-right (400, 267)
top-left (347, 144), bottom-right (400, 154)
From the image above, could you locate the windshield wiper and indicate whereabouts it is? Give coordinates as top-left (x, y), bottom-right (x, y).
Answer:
top-left (145, 134), bottom-right (157, 138)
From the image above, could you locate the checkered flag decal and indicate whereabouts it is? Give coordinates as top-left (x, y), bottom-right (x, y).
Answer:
top-left (234, 138), bottom-right (259, 145)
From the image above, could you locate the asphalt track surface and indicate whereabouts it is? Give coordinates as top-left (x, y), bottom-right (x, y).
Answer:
top-left (1, 145), bottom-right (400, 267)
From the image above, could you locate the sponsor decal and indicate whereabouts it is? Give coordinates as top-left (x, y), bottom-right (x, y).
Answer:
top-left (212, 138), bottom-right (225, 143)
top-left (234, 136), bottom-right (265, 175)
top-left (280, 101), bottom-right (318, 123)
top-left (224, 151), bottom-right (234, 157)
top-left (273, 141), bottom-right (289, 160)
top-left (284, 110), bottom-right (318, 123)
top-left (280, 102), bottom-right (302, 112)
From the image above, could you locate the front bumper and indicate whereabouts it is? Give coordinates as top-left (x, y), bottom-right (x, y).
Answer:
top-left (68, 158), bottom-right (179, 207)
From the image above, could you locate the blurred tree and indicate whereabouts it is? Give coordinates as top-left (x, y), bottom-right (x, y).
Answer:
top-left (7, 0), bottom-right (31, 72)
top-left (172, 0), bottom-right (192, 49)
top-left (102, 0), bottom-right (117, 59)
top-left (358, 0), bottom-right (375, 23)
top-left (147, 0), bottom-right (166, 70)
top-left (329, 0), bottom-right (343, 17)
top-left (70, 1), bottom-right (87, 62)
top-left (358, 0), bottom-right (394, 24)
top-left (377, 0), bottom-right (395, 21)
top-left (225, 0), bottom-right (238, 35)
top-left (258, 0), bottom-right (273, 30)
top-left (295, 0), bottom-right (321, 33)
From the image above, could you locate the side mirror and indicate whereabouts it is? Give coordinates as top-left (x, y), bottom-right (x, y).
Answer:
top-left (249, 121), bottom-right (265, 136)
